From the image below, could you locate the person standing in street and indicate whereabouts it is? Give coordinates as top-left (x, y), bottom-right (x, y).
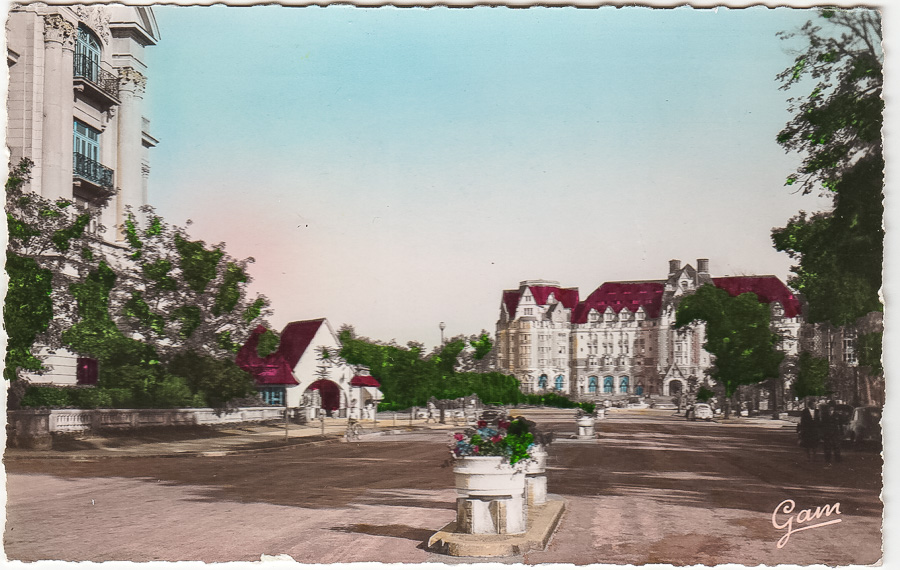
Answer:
top-left (798, 406), bottom-right (819, 461)
top-left (820, 403), bottom-right (842, 467)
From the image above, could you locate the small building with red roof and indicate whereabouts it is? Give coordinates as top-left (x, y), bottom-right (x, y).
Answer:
top-left (497, 259), bottom-right (804, 400)
top-left (236, 317), bottom-right (361, 413)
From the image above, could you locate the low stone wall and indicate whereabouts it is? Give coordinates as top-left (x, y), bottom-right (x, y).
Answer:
top-left (7, 407), bottom-right (286, 448)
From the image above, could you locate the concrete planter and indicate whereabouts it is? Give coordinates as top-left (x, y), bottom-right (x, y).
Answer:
top-left (454, 456), bottom-right (526, 498)
top-left (453, 456), bottom-right (526, 534)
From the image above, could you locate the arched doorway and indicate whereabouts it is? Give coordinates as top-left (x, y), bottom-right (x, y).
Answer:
top-left (667, 379), bottom-right (683, 396)
top-left (307, 379), bottom-right (342, 416)
top-left (635, 383), bottom-right (644, 396)
top-left (538, 374), bottom-right (548, 390)
top-left (554, 375), bottom-right (565, 391)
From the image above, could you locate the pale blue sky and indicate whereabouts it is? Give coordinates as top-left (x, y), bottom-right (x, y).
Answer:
top-left (145, 6), bottom-right (845, 348)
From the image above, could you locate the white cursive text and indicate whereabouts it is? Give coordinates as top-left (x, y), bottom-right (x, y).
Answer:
top-left (772, 499), bottom-right (842, 548)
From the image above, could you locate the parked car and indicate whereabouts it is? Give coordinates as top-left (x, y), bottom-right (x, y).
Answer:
top-left (686, 403), bottom-right (714, 421)
top-left (846, 406), bottom-right (882, 444)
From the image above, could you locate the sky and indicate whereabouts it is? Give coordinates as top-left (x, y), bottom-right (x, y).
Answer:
top-left (145, 5), bottom-right (856, 349)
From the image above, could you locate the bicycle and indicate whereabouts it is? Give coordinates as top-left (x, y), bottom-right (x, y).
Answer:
top-left (345, 419), bottom-right (362, 441)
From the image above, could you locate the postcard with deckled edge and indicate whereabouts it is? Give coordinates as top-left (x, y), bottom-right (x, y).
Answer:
top-left (3, 0), bottom-right (889, 568)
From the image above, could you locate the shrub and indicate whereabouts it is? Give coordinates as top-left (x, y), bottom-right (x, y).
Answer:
top-left (69, 387), bottom-right (114, 409)
top-left (20, 385), bottom-right (71, 408)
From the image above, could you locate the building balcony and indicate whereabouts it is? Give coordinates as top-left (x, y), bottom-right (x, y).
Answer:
top-left (73, 152), bottom-right (114, 192)
top-left (73, 55), bottom-right (120, 107)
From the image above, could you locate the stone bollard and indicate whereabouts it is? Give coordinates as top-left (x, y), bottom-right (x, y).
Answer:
top-left (576, 415), bottom-right (595, 440)
top-left (524, 446), bottom-right (549, 507)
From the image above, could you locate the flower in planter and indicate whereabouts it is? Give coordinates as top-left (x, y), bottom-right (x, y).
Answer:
top-left (449, 416), bottom-right (535, 465)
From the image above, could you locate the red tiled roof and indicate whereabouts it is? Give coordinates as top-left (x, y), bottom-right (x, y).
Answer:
top-left (712, 276), bottom-right (801, 318)
top-left (572, 281), bottom-right (666, 323)
top-left (279, 318), bottom-right (327, 369)
top-left (350, 375), bottom-right (381, 387)
top-left (235, 319), bottom-right (328, 386)
top-left (502, 290), bottom-right (521, 319)
top-left (529, 286), bottom-right (580, 309)
top-left (235, 325), bottom-right (299, 386)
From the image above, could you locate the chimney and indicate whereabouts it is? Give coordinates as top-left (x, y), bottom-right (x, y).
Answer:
top-left (668, 259), bottom-right (681, 275)
top-left (697, 258), bottom-right (710, 274)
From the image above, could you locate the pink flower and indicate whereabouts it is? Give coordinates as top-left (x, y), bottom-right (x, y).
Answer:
top-left (454, 433), bottom-right (465, 441)
top-left (473, 446), bottom-right (480, 453)
top-left (490, 435), bottom-right (503, 443)
top-left (477, 420), bottom-right (487, 428)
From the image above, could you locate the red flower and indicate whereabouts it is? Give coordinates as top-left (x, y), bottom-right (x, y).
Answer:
top-left (473, 446), bottom-right (480, 453)
top-left (498, 420), bottom-right (510, 429)
top-left (477, 420), bottom-right (487, 428)
top-left (490, 435), bottom-right (503, 443)
top-left (454, 433), bottom-right (465, 441)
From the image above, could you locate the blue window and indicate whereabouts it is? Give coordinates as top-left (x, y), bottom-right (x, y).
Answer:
top-left (588, 376), bottom-right (598, 393)
top-left (555, 375), bottom-right (564, 391)
top-left (603, 376), bottom-right (614, 393)
top-left (620, 376), bottom-right (629, 394)
top-left (538, 375), bottom-right (548, 389)
top-left (74, 120), bottom-right (100, 163)
top-left (635, 384), bottom-right (644, 396)
top-left (75, 25), bottom-right (102, 83)
top-left (259, 387), bottom-right (285, 406)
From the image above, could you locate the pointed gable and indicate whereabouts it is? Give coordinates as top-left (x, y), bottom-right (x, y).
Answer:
top-left (712, 276), bottom-right (801, 318)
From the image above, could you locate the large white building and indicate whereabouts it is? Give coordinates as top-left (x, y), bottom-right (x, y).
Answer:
top-left (497, 259), bottom-right (804, 400)
top-left (7, 4), bottom-right (159, 244)
top-left (6, 4), bottom-right (160, 384)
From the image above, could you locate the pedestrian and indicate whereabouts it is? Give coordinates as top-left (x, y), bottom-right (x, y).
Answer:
top-left (820, 403), bottom-right (842, 467)
top-left (797, 406), bottom-right (818, 461)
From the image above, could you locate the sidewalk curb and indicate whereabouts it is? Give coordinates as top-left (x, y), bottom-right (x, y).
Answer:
top-left (3, 423), bottom-right (450, 461)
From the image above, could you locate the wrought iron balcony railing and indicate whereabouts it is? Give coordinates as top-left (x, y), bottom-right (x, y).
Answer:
top-left (73, 54), bottom-right (119, 101)
top-left (73, 152), bottom-right (114, 189)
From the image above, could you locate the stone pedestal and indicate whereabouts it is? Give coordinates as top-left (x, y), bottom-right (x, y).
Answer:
top-left (576, 416), bottom-right (595, 440)
top-left (454, 456), bottom-right (527, 535)
top-left (7, 410), bottom-right (52, 450)
top-left (456, 495), bottom-right (526, 534)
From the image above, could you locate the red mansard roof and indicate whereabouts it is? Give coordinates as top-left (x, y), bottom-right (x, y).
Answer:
top-left (528, 286), bottom-right (580, 309)
top-left (502, 285), bottom-right (580, 319)
top-left (712, 276), bottom-right (802, 318)
top-left (572, 281), bottom-right (666, 323)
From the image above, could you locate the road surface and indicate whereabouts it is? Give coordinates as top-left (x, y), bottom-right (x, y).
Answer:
top-left (5, 408), bottom-right (882, 564)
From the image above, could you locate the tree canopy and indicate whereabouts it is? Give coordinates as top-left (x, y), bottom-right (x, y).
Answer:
top-left (338, 328), bottom-right (520, 408)
top-left (675, 285), bottom-right (785, 416)
top-left (772, 9), bottom-right (883, 329)
top-left (6, 162), bottom-right (269, 410)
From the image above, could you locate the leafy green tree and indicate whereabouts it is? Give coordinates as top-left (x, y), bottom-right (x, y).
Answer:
top-left (793, 351), bottom-right (830, 400)
top-left (675, 285), bottom-right (786, 418)
top-left (776, 9), bottom-right (882, 194)
top-left (111, 205), bottom-right (272, 362)
top-left (4, 159), bottom-right (104, 386)
top-left (772, 9), bottom-right (883, 328)
top-left (338, 328), bottom-right (521, 408)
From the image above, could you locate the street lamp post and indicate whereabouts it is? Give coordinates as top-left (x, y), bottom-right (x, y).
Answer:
top-left (439, 322), bottom-right (446, 346)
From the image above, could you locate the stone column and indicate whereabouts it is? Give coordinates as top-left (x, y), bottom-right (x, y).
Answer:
top-left (41, 14), bottom-right (76, 201)
top-left (116, 67), bottom-right (147, 235)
